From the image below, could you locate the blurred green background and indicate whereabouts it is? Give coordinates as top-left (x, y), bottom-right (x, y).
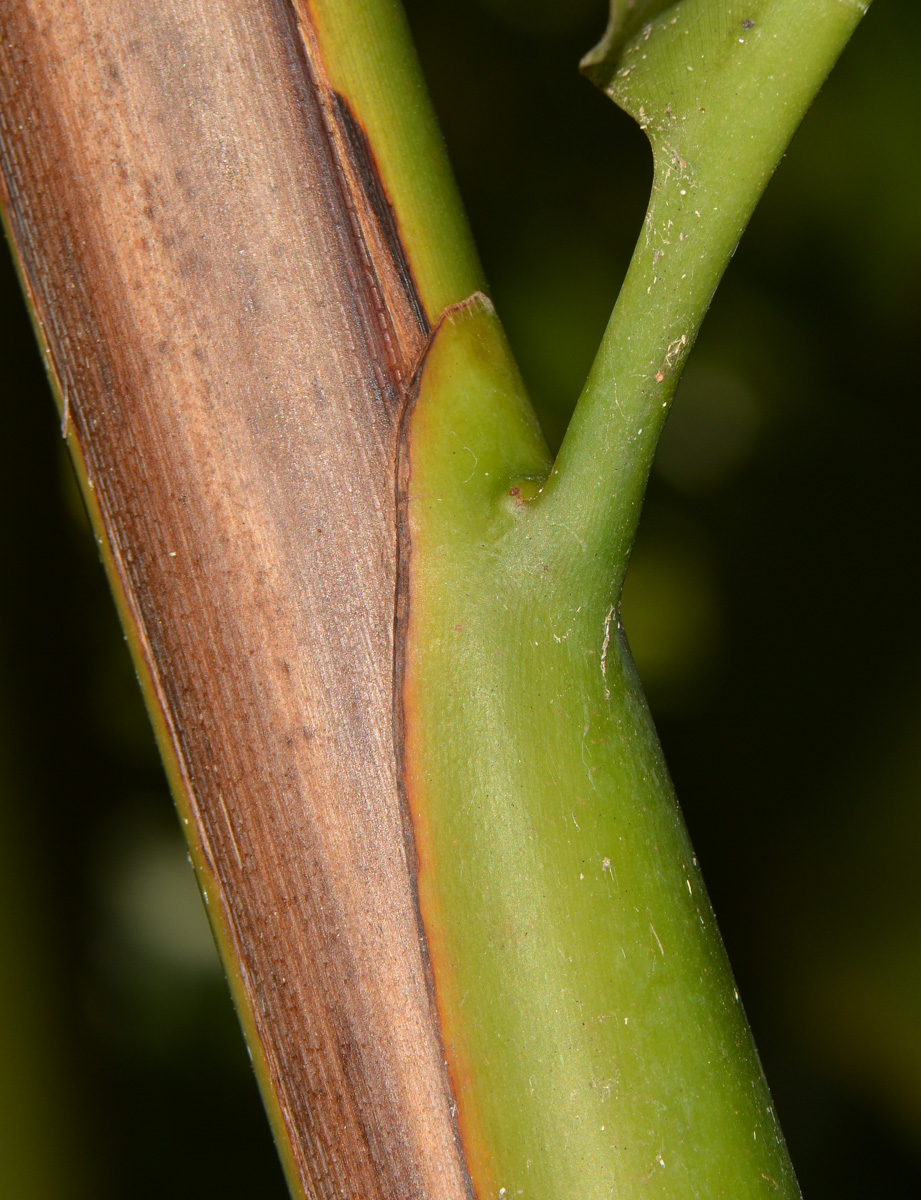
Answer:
top-left (1, 1), bottom-right (919, 1195)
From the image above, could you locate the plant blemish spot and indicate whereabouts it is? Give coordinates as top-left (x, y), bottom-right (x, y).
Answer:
top-left (600, 605), bottom-right (615, 699)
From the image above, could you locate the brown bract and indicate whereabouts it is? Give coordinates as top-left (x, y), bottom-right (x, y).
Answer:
top-left (0, 2), bottom-right (472, 1196)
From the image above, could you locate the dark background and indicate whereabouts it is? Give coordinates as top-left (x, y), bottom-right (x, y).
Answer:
top-left (2, 1), bottom-right (919, 1195)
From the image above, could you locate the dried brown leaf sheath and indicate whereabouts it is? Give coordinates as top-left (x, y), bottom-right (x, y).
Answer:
top-left (0, 2), bottom-right (472, 1195)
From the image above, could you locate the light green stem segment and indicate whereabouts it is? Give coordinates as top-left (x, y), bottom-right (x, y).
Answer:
top-left (401, 2), bottom-right (869, 1196)
top-left (404, 297), bottom-right (797, 1198)
top-left (308, 0), bottom-right (485, 318)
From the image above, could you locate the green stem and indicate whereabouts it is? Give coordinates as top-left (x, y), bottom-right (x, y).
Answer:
top-left (309, 0), bottom-right (485, 319)
top-left (536, 0), bottom-right (871, 587)
top-left (403, 296), bottom-right (802, 1199)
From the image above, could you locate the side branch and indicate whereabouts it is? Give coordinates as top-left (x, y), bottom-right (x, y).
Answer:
top-left (536, 0), bottom-right (870, 590)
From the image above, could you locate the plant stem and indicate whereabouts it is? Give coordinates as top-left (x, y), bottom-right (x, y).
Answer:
top-left (0, 2), bottom-right (492, 1194)
top-left (308, 0), bottom-right (485, 318)
top-left (398, 4), bottom-right (872, 1196)
top-left (538, 0), bottom-right (871, 587)
top-left (402, 296), bottom-right (801, 1198)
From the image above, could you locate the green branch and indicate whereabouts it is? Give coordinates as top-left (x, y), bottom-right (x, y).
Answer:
top-left (535, 0), bottom-right (870, 590)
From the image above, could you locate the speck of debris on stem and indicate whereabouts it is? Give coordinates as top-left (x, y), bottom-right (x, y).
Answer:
top-left (742, 18), bottom-right (755, 29)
